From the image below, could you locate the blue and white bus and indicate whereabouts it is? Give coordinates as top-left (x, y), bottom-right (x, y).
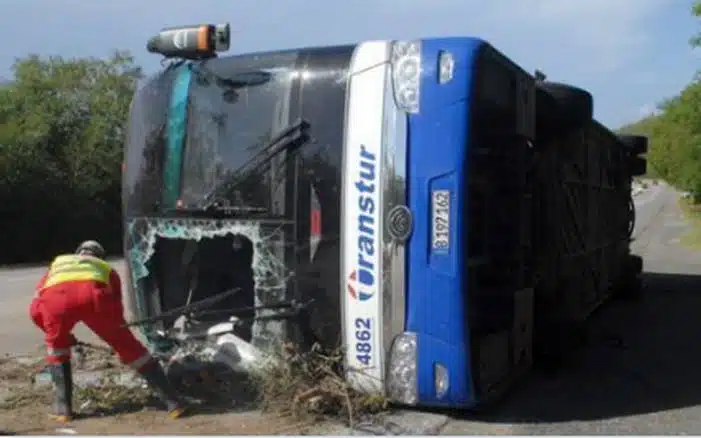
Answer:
top-left (123, 25), bottom-right (641, 410)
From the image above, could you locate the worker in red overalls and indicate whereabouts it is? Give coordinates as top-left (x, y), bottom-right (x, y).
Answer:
top-left (30, 240), bottom-right (187, 422)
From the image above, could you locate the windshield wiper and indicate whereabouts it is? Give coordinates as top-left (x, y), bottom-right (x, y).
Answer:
top-left (201, 117), bottom-right (311, 210)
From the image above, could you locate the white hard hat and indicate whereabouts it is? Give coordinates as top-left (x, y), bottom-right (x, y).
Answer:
top-left (76, 240), bottom-right (106, 259)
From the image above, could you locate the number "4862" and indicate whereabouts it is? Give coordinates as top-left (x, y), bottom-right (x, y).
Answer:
top-left (354, 317), bottom-right (373, 366)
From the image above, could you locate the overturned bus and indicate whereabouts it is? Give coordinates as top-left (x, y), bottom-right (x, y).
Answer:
top-left (122, 24), bottom-right (644, 410)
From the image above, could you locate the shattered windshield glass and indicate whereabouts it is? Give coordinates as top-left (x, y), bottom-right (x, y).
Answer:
top-left (122, 69), bottom-right (177, 215)
top-left (180, 51), bottom-right (300, 213)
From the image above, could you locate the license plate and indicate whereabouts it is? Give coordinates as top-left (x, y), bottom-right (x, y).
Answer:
top-left (432, 190), bottom-right (451, 250)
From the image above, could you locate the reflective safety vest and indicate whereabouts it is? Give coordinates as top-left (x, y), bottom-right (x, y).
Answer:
top-left (42, 254), bottom-right (112, 289)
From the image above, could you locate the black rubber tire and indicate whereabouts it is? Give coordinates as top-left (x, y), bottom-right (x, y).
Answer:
top-left (533, 319), bottom-right (588, 376)
top-left (535, 81), bottom-right (594, 142)
top-left (630, 156), bottom-right (647, 176)
top-left (626, 254), bottom-right (643, 274)
top-left (540, 82), bottom-right (594, 122)
top-left (618, 134), bottom-right (648, 155)
top-left (614, 275), bottom-right (643, 301)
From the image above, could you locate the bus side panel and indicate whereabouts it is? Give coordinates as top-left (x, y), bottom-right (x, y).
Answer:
top-left (406, 38), bottom-right (483, 407)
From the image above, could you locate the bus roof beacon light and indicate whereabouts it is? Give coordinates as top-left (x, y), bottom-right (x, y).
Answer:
top-left (391, 40), bottom-right (422, 114)
top-left (146, 23), bottom-right (231, 60)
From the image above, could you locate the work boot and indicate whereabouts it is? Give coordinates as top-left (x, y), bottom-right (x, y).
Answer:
top-left (137, 361), bottom-right (188, 419)
top-left (48, 362), bottom-right (73, 423)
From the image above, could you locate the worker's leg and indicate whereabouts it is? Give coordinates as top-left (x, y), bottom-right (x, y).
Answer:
top-left (29, 298), bottom-right (46, 331)
top-left (30, 299), bottom-right (79, 348)
top-left (33, 291), bottom-right (77, 423)
top-left (82, 285), bottom-right (187, 418)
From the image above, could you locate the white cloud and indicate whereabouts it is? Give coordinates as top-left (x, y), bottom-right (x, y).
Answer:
top-left (639, 103), bottom-right (661, 117)
top-left (5, 0), bottom-right (671, 81)
top-left (0, 0), bottom-right (685, 127)
top-left (362, 0), bottom-right (671, 78)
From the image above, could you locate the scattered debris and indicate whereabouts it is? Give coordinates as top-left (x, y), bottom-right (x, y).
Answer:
top-left (0, 344), bottom-right (157, 416)
top-left (250, 342), bottom-right (390, 428)
top-left (1, 326), bottom-right (391, 433)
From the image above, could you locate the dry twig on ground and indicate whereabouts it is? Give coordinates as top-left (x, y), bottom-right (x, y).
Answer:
top-left (250, 342), bottom-right (389, 427)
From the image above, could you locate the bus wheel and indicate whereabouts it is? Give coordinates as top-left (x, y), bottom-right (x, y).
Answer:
top-left (534, 320), bottom-right (588, 376)
top-left (615, 274), bottom-right (644, 302)
top-left (539, 82), bottom-right (593, 126)
top-left (618, 134), bottom-right (648, 156)
top-left (535, 82), bottom-right (593, 142)
top-left (630, 156), bottom-right (647, 177)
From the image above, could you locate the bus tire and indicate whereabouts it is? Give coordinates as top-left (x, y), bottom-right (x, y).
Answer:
top-left (535, 82), bottom-right (593, 141)
top-left (533, 320), bottom-right (588, 376)
top-left (618, 134), bottom-right (648, 156)
top-left (626, 254), bottom-right (643, 274)
top-left (630, 156), bottom-right (647, 176)
top-left (540, 82), bottom-right (593, 125)
top-left (614, 275), bottom-right (643, 301)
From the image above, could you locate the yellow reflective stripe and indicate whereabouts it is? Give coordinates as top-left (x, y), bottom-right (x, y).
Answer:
top-left (42, 254), bottom-right (111, 289)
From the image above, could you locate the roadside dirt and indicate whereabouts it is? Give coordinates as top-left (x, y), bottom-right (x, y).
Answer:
top-left (0, 346), bottom-right (319, 435)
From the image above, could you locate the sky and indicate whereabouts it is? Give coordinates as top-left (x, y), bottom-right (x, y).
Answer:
top-left (0, 0), bottom-right (698, 128)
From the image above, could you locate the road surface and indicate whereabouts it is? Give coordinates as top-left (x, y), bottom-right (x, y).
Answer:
top-left (3, 181), bottom-right (701, 434)
top-left (0, 259), bottom-right (128, 356)
top-left (433, 180), bottom-right (701, 435)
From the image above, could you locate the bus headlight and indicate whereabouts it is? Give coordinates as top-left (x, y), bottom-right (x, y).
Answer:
top-left (391, 40), bottom-right (422, 114)
top-left (386, 332), bottom-right (418, 405)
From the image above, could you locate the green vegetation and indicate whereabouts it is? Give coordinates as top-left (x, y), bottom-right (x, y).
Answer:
top-left (0, 51), bottom-right (141, 263)
top-left (679, 197), bottom-right (701, 249)
top-left (1, 5), bottom-right (700, 264)
top-left (619, 3), bottom-right (701, 202)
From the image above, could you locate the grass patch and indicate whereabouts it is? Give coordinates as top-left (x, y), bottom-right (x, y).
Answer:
top-left (678, 197), bottom-right (701, 249)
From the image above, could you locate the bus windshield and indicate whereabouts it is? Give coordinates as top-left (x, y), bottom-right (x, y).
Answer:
top-left (123, 51), bottom-right (301, 216)
top-left (181, 51), bottom-right (299, 213)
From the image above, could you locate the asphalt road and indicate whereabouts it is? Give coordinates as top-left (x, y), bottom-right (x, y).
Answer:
top-left (0, 259), bottom-right (128, 357)
top-left (3, 181), bottom-right (701, 434)
top-left (433, 181), bottom-right (701, 435)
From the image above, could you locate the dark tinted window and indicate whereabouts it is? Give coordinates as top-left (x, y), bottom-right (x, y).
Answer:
top-left (123, 70), bottom-right (176, 215)
top-left (180, 51), bottom-right (300, 211)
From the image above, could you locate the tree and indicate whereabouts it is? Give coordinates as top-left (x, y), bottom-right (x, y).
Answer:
top-left (619, 3), bottom-right (701, 201)
top-left (0, 51), bottom-right (142, 263)
top-left (691, 0), bottom-right (701, 48)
